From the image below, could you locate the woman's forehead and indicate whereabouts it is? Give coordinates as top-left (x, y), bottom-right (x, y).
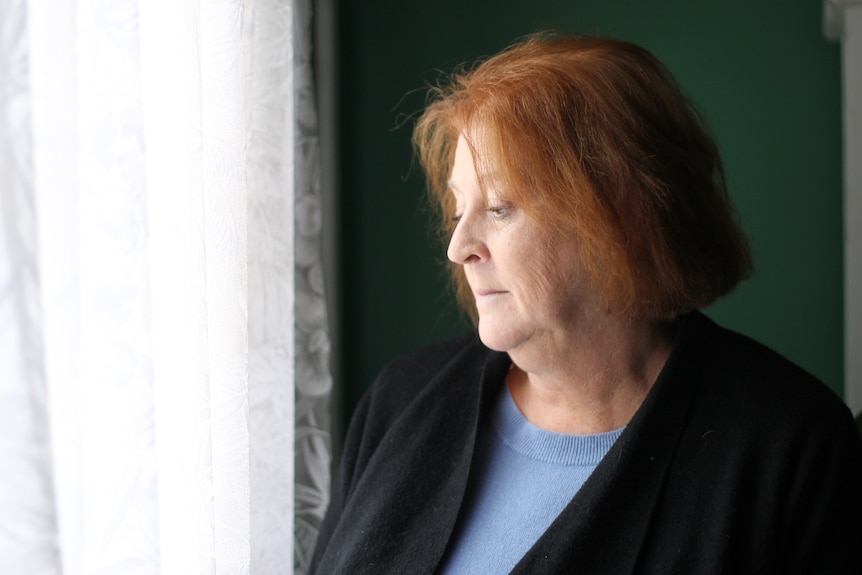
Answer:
top-left (452, 134), bottom-right (509, 188)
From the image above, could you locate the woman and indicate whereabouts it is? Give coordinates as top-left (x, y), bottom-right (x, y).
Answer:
top-left (311, 34), bottom-right (862, 574)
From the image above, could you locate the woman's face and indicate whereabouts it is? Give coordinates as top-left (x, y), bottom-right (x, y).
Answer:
top-left (447, 135), bottom-right (597, 356)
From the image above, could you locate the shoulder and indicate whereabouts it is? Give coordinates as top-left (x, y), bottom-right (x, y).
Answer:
top-left (334, 332), bottom-right (502, 504)
top-left (358, 331), bottom-right (491, 426)
top-left (633, 313), bottom-right (862, 573)
top-left (343, 331), bottom-right (493, 446)
top-left (675, 312), bottom-right (862, 486)
top-left (661, 311), bottom-right (861, 476)
top-left (690, 311), bottom-right (848, 423)
top-left (374, 331), bottom-right (486, 390)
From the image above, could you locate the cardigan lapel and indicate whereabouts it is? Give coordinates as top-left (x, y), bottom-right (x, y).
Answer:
top-left (411, 346), bottom-right (511, 572)
top-left (326, 338), bottom-right (511, 575)
top-left (511, 312), bottom-right (712, 574)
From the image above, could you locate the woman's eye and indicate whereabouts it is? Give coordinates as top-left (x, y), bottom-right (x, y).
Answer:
top-left (487, 204), bottom-right (513, 219)
top-left (451, 214), bottom-right (462, 223)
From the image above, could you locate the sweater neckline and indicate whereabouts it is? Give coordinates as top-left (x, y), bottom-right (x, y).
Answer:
top-left (489, 384), bottom-right (625, 466)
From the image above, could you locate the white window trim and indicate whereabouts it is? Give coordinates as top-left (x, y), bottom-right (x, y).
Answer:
top-left (824, 0), bottom-right (862, 414)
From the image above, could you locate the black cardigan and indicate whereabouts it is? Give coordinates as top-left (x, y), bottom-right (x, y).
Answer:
top-left (311, 312), bottom-right (862, 574)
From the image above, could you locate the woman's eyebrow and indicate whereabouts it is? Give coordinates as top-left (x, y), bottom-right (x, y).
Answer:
top-left (447, 175), bottom-right (501, 192)
top-left (447, 181), bottom-right (466, 200)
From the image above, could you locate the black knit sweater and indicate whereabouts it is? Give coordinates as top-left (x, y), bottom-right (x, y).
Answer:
top-left (311, 311), bottom-right (862, 574)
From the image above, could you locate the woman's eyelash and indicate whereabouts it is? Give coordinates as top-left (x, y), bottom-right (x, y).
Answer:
top-left (487, 204), bottom-right (513, 218)
top-left (451, 204), bottom-right (513, 222)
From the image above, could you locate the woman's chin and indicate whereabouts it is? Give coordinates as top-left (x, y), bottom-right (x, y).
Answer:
top-left (477, 320), bottom-right (521, 353)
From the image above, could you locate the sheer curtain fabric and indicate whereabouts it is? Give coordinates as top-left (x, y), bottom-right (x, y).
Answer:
top-left (0, 0), bottom-right (331, 573)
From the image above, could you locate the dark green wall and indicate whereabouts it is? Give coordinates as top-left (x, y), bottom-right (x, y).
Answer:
top-left (336, 0), bottom-right (844, 430)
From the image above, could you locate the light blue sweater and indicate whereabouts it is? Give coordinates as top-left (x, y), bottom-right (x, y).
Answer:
top-left (436, 386), bottom-right (624, 574)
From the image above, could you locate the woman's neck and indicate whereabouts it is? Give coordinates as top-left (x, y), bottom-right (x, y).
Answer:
top-left (506, 318), bottom-right (677, 434)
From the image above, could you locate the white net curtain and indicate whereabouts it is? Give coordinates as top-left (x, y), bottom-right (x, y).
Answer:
top-left (0, 0), bottom-right (332, 573)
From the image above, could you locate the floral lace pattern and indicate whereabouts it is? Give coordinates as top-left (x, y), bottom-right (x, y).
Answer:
top-left (0, 1), bottom-right (330, 573)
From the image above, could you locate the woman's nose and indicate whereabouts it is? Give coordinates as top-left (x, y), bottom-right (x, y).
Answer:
top-left (447, 212), bottom-right (487, 264)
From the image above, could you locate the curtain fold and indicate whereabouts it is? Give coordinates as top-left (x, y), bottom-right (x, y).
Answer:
top-left (0, 1), bottom-right (61, 572)
top-left (0, 0), bottom-right (331, 573)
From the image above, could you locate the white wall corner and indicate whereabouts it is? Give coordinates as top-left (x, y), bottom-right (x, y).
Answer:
top-left (823, 0), bottom-right (862, 415)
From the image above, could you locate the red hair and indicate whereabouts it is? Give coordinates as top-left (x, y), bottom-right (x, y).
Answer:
top-left (413, 33), bottom-right (752, 321)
